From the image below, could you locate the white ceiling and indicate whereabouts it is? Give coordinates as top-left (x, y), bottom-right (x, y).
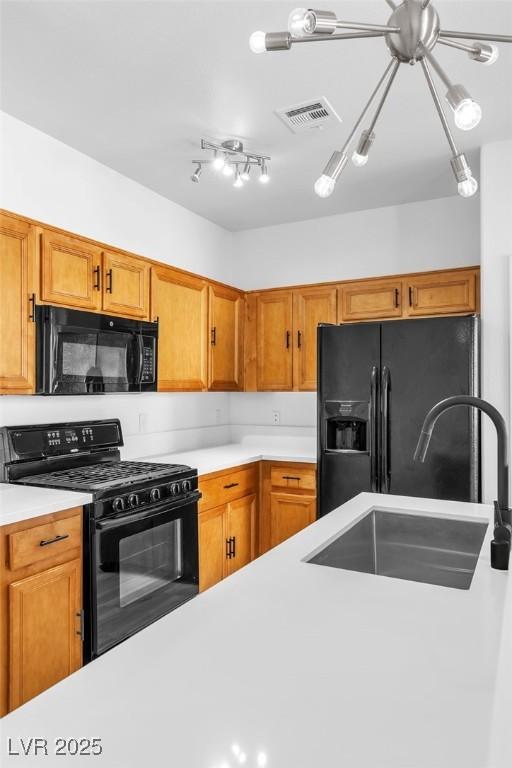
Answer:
top-left (1, 0), bottom-right (512, 231)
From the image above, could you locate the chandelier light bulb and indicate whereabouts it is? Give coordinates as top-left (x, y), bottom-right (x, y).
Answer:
top-left (233, 169), bottom-right (244, 188)
top-left (471, 43), bottom-right (499, 66)
top-left (287, 8), bottom-right (313, 38)
top-left (454, 99), bottom-right (482, 131)
top-left (249, 30), bottom-right (267, 54)
top-left (212, 150), bottom-right (225, 170)
top-left (458, 176), bottom-right (479, 198)
top-left (352, 152), bottom-right (369, 167)
top-left (222, 163), bottom-right (234, 177)
top-left (314, 174), bottom-right (336, 198)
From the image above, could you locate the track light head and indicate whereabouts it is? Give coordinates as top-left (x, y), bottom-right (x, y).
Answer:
top-left (233, 169), bottom-right (244, 188)
top-left (212, 150), bottom-right (225, 170)
top-left (240, 162), bottom-right (251, 181)
top-left (301, 9), bottom-right (337, 35)
top-left (190, 164), bottom-right (202, 183)
top-left (470, 43), bottom-right (499, 65)
top-left (222, 163), bottom-right (235, 177)
top-left (451, 153), bottom-right (478, 198)
top-left (259, 160), bottom-right (270, 183)
top-left (445, 84), bottom-right (482, 130)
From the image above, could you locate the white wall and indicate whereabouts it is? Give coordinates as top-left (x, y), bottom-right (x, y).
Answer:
top-left (227, 195), bottom-right (480, 290)
top-left (480, 139), bottom-right (512, 503)
top-left (0, 111), bottom-right (232, 283)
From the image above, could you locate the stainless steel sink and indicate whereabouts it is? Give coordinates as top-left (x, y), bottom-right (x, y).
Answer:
top-left (306, 509), bottom-right (488, 590)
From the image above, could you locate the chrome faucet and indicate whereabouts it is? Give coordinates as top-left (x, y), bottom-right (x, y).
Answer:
top-left (414, 395), bottom-right (511, 571)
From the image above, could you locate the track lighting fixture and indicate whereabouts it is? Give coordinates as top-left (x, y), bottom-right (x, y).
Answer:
top-left (191, 139), bottom-right (271, 188)
top-left (250, 1), bottom-right (512, 200)
top-left (190, 164), bottom-right (202, 183)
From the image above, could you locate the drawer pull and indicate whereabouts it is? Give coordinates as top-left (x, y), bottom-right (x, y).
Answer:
top-left (39, 533), bottom-right (70, 547)
top-left (224, 482), bottom-right (239, 489)
top-left (282, 475), bottom-right (301, 481)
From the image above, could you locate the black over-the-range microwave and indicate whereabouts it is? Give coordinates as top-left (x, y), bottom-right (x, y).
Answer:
top-left (36, 305), bottom-right (158, 394)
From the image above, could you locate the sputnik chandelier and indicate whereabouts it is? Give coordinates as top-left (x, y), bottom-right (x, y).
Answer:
top-left (249, 0), bottom-right (512, 199)
top-left (191, 138), bottom-right (271, 188)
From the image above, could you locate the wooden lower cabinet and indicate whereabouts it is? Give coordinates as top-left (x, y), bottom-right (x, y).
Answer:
top-left (198, 464), bottom-right (258, 591)
top-left (9, 560), bottom-right (82, 711)
top-left (270, 493), bottom-right (316, 549)
top-left (259, 461), bottom-right (317, 554)
top-left (0, 507), bottom-right (83, 716)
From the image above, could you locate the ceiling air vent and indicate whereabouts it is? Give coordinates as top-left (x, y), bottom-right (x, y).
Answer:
top-left (275, 97), bottom-right (341, 134)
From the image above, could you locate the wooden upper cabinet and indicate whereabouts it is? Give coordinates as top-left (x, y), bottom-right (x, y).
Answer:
top-left (0, 215), bottom-right (37, 394)
top-left (293, 286), bottom-right (337, 391)
top-left (339, 278), bottom-right (402, 322)
top-left (102, 250), bottom-right (150, 319)
top-left (208, 285), bottom-right (243, 391)
top-left (256, 291), bottom-right (294, 391)
top-left (151, 266), bottom-right (208, 391)
top-left (404, 269), bottom-right (478, 317)
top-left (9, 559), bottom-right (82, 711)
top-left (225, 494), bottom-right (256, 577)
top-left (41, 230), bottom-right (102, 311)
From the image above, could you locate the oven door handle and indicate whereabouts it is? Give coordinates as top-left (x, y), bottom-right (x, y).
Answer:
top-left (96, 491), bottom-right (201, 530)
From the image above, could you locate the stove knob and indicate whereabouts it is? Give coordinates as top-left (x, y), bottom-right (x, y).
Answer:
top-left (112, 497), bottom-right (125, 513)
top-left (170, 483), bottom-right (180, 496)
top-left (182, 479), bottom-right (192, 493)
top-left (128, 493), bottom-right (139, 508)
top-left (150, 487), bottom-right (161, 503)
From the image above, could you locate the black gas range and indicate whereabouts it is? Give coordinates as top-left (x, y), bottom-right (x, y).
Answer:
top-left (0, 419), bottom-right (200, 661)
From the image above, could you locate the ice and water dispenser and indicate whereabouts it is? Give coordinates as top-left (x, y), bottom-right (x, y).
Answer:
top-left (324, 400), bottom-right (371, 453)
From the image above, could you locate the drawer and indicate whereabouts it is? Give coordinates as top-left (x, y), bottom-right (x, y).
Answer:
top-left (199, 465), bottom-right (258, 512)
top-left (270, 465), bottom-right (316, 492)
top-left (9, 513), bottom-right (82, 571)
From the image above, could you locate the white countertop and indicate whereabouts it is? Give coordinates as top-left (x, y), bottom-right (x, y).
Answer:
top-left (0, 483), bottom-right (92, 527)
top-left (2, 492), bottom-right (511, 768)
top-left (136, 435), bottom-right (317, 475)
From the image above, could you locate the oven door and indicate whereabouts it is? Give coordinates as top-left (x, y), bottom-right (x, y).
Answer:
top-left (37, 305), bottom-right (157, 394)
top-left (90, 495), bottom-right (199, 658)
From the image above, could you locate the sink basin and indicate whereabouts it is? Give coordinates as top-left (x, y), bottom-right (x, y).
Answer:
top-left (306, 508), bottom-right (488, 590)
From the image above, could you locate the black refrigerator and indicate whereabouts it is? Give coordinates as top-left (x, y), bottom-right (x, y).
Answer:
top-left (317, 315), bottom-right (480, 516)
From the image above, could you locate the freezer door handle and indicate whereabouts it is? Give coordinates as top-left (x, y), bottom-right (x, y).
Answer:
top-left (370, 366), bottom-right (379, 492)
top-left (381, 365), bottom-right (391, 493)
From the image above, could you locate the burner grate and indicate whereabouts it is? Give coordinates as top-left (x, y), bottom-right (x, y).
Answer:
top-left (22, 460), bottom-right (185, 489)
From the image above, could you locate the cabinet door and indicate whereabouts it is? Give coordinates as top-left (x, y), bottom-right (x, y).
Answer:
top-left (208, 285), bottom-right (243, 391)
top-left (339, 279), bottom-right (402, 322)
top-left (405, 269), bottom-right (478, 317)
top-left (270, 493), bottom-right (316, 549)
top-left (226, 494), bottom-right (256, 577)
top-left (198, 504), bottom-right (226, 592)
top-left (102, 250), bottom-right (150, 319)
top-left (256, 291), bottom-right (293, 391)
top-left (294, 287), bottom-right (337, 391)
top-left (0, 215), bottom-right (37, 393)
top-left (41, 230), bottom-right (102, 311)
top-left (151, 266), bottom-right (208, 391)
top-left (9, 559), bottom-right (82, 710)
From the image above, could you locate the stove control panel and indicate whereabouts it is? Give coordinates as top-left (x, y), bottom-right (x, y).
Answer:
top-left (106, 475), bottom-right (198, 516)
top-left (1, 420), bottom-right (123, 461)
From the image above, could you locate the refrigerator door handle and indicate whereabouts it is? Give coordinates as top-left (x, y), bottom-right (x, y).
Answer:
top-left (381, 366), bottom-right (391, 493)
top-left (370, 366), bottom-right (379, 492)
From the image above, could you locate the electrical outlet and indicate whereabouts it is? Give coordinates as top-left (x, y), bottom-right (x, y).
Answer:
top-left (272, 411), bottom-right (280, 425)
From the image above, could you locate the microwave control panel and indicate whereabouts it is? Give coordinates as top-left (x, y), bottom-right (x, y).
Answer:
top-left (141, 339), bottom-right (156, 384)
